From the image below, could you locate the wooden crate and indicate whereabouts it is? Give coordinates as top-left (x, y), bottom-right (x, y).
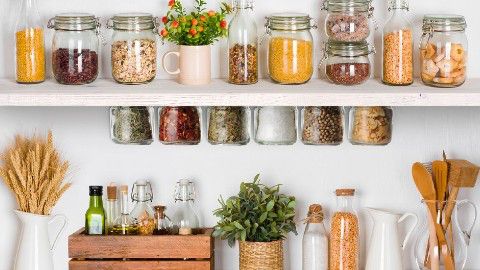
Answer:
top-left (69, 228), bottom-right (214, 270)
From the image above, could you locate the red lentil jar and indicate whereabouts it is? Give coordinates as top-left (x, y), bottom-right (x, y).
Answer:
top-left (159, 107), bottom-right (201, 145)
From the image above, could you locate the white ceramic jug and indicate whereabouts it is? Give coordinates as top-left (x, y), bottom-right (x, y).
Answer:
top-left (365, 208), bottom-right (418, 270)
top-left (14, 210), bottom-right (67, 270)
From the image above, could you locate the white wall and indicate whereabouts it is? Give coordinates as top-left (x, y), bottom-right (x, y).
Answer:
top-left (0, 0), bottom-right (480, 270)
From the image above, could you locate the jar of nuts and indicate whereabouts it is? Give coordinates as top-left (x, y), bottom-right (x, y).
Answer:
top-left (108, 13), bottom-right (158, 84)
top-left (420, 15), bottom-right (467, 88)
top-left (348, 106), bottom-right (392, 145)
top-left (301, 106), bottom-right (343, 145)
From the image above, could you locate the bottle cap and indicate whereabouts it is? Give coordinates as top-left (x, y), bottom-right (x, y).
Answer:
top-left (335, 188), bottom-right (355, 196)
top-left (307, 204), bottom-right (324, 223)
top-left (107, 184), bottom-right (117, 200)
top-left (89, 186), bottom-right (103, 196)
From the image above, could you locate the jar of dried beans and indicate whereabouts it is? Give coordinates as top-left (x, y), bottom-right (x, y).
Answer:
top-left (301, 106), bottom-right (343, 145)
top-left (265, 13), bottom-right (315, 84)
top-left (323, 0), bottom-right (375, 42)
top-left (48, 13), bottom-right (100, 85)
top-left (254, 107), bottom-right (297, 145)
top-left (329, 189), bottom-right (359, 270)
top-left (323, 41), bottom-right (374, 85)
top-left (159, 107), bottom-right (201, 145)
top-left (420, 15), bottom-right (467, 88)
top-left (108, 13), bottom-right (158, 84)
top-left (348, 106), bottom-right (392, 145)
top-left (207, 106), bottom-right (250, 145)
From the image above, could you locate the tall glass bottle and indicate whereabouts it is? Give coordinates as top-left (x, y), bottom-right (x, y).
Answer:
top-left (382, 0), bottom-right (413, 86)
top-left (303, 204), bottom-right (328, 270)
top-left (228, 0), bottom-right (258, 85)
top-left (171, 180), bottom-right (200, 235)
top-left (110, 185), bottom-right (138, 235)
top-left (14, 0), bottom-right (46, 83)
top-left (105, 183), bottom-right (119, 232)
top-left (85, 186), bottom-right (105, 235)
top-left (130, 181), bottom-right (155, 235)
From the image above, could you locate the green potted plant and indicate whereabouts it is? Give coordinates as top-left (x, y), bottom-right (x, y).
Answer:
top-left (160, 0), bottom-right (231, 85)
top-left (213, 174), bottom-right (297, 270)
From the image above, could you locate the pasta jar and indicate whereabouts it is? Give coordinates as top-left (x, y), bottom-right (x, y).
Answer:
top-left (301, 106), bottom-right (344, 145)
top-left (108, 13), bottom-right (158, 84)
top-left (207, 106), bottom-right (250, 145)
top-left (159, 107), bottom-right (201, 145)
top-left (323, 41), bottom-right (374, 85)
top-left (322, 0), bottom-right (375, 42)
top-left (420, 14), bottom-right (467, 88)
top-left (348, 106), bottom-right (392, 145)
top-left (265, 13), bottom-right (314, 84)
top-left (254, 107), bottom-right (297, 145)
top-left (48, 13), bottom-right (100, 85)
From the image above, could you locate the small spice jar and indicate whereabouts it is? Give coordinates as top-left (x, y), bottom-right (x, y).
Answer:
top-left (254, 107), bottom-right (296, 145)
top-left (110, 106), bottom-right (154, 145)
top-left (323, 0), bottom-right (375, 42)
top-left (108, 13), bottom-right (158, 84)
top-left (420, 14), bottom-right (467, 88)
top-left (207, 106), bottom-right (250, 145)
top-left (48, 13), bottom-right (100, 85)
top-left (159, 107), bottom-right (201, 145)
top-left (265, 13), bottom-right (314, 84)
top-left (301, 106), bottom-right (343, 145)
top-left (323, 41), bottom-right (374, 85)
top-left (348, 106), bottom-right (392, 145)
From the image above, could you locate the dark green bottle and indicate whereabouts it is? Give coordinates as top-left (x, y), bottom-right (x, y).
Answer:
top-left (85, 186), bottom-right (105, 235)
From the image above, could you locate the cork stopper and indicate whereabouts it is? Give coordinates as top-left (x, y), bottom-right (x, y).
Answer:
top-left (119, 185), bottom-right (128, 194)
top-left (336, 188), bottom-right (355, 196)
top-left (307, 204), bottom-right (324, 223)
top-left (107, 184), bottom-right (117, 200)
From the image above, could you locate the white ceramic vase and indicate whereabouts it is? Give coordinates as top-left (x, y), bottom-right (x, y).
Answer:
top-left (14, 210), bottom-right (67, 270)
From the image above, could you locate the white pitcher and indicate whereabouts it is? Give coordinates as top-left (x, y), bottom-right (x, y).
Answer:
top-left (14, 210), bottom-right (67, 270)
top-left (365, 208), bottom-right (418, 270)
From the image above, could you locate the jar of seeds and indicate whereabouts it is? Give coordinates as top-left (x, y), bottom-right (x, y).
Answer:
top-left (110, 106), bottom-right (154, 145)
top-left (254, 106), bottom-right (297, 145)
top-left (301, 106), bottom-right (343, 145)
top-left (348, 106), bottom-right (392, 145)
top-left (207, 106), bottom-right (250, 145)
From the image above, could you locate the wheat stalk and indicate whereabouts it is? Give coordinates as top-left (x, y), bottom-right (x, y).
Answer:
top-left (0, 131), bottom-right (71, 215)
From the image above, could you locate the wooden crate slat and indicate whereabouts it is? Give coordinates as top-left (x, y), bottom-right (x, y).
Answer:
top-left (69, 260), bottom-right (212, 270)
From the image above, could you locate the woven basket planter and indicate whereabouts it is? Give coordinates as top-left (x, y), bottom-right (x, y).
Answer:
top-left (239, 240), bottom-right (283, 270)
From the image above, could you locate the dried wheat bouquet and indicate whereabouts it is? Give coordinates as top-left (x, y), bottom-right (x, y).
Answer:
top-left (0, 131), bottom-right (71, 215)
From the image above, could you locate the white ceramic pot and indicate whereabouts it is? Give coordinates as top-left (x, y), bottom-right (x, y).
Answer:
top-left (162, 45), bottom-right (211, 85)
top-left (14, 210), bottom-right (67, 270)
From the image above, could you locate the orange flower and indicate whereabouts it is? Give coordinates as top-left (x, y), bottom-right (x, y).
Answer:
top-left (162, 16), bottom-right (168, 24)
top-left (191, 18), bottom-right (198, 26)
top-left (208, 10), bottom-right (216, 17)
top-left (168, 0), bottom-right (175, 8)
top-left (200, 15), bottom-right (207, 22)
top-left (197, 26), bottom-right (204, 32)
top-left (160, 29), bottom-right (169, 37)
top-left (189, 28), bottom-right (197, 36)
top-left (171, 21), bottom-right (179, 28)
top-left (220, 20), bottom-right (227, 29)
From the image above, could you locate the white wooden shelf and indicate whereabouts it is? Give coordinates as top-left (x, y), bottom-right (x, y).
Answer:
top-left (0, 78), bottom-right (480, 106)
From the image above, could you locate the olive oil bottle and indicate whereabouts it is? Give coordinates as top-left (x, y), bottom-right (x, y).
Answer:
top-left (109, 185), bottom-right (138, 235)
top-left (85, 186), bottom-right (106, 235)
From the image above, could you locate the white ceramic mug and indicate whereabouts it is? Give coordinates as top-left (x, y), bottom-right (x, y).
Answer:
top-left (162, 45), bottom-right (211, 85)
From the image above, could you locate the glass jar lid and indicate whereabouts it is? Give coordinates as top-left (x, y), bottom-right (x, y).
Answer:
top-left (323, 0), bottom-right (371, 12)
top-left (48, 13), bottom-right (98, 31)
top-left (423, 14), bottom-right (467, 32)
top-left (109, 13), bottom-right (156, 31)
top-left (266, 13), bottom-right (313, 31)
top-left (326, 41), bottom-right (372, 57)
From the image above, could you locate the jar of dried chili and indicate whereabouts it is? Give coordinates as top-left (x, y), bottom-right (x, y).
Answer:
top-left (159, 107), bottom-right (201, 145)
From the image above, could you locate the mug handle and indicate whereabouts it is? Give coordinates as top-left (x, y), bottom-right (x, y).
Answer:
top-left (162, 51), bottom-right (181, 75)
top-left (398, 212), bottom-right (418, 250)
top-left (456, 200), bottom-right (477, 246)
top-left (49, 214), bottom-right (67, 251)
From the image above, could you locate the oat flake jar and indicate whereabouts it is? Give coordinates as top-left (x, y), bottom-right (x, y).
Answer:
top-left (420, 14), bottom-right (467, 88)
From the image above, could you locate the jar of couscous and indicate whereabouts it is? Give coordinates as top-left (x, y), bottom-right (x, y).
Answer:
top-left (265, 13), bottom-right (315, 85)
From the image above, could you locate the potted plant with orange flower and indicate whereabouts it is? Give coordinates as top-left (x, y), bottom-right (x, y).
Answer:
top-left (161, 0), bottom-right (231, 85)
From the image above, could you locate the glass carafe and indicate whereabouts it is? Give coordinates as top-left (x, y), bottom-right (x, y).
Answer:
top-left (130, 181), bottom-right (155, 235)
top-left (171, 180), bottom-right (200, 235)
top-left (303, 204), bottom-right (328, 270)
top-left (110, 185), bottom-right (138, 235)
top-left (228, 0), bottom-right (258, 85)
top-left (414, 200), bottom-right (477, 270)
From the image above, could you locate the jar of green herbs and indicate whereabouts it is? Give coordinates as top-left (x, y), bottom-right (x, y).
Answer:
top-left (110, 106), bottom-right (154, 145)
top-left (207, 106), bottom-right (250, 145)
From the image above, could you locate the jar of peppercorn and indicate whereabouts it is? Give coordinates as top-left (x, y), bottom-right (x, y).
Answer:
top-left (48, 13), bottom-right (101, 85)
top-left (159, 107), bottom-right (201, 145)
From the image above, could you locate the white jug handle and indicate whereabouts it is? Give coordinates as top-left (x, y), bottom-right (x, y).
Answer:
top-left (162, 51), bottom-right (181, 75)
top-left (398, 212), bottom-right (418, 250)
top-left (48, 214), bottom-right (67, 251)
top-left (456, 200), bottom-right (477, 246)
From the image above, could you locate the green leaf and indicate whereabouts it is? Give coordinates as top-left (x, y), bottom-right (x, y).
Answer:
top-left (240, 230), bottom-right (247, 241)
top-left (266, 200), bottom-right (275, 211)
top-left (259, 212), bottom-right (268, 223)
top-left (287, 200), bottom-right (296, 209)
top-left (233, 221), bottom-right (244, 230)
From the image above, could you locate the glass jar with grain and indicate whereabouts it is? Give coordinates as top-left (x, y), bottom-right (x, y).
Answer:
top-left (207, 106), bottom-right (250, 145)
top-left (108, 13), bottom-right (158, 84)
top-left (159, 106), bottom-right (201, 145)
top-left (329, 189), bottom-right (359, 270)
top-left (254, 106), bottom-right (297, 145)
top-left (110, 106), bottom-right (154, 145)
top-left (348, 106), bottom-right (392, 145)
top-left (265, 13), bottom-right (314, 84)
top-left (323, 41), bottom-right (374, 85)
top-left (301, 106), bottom-right (344, 145)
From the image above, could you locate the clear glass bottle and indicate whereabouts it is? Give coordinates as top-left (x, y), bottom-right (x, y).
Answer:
top-left (110, 106), bottom-right (154, 145)
top-left (303, 204), bottom-right (328, 270)
top-left (105, 183), bottom-right (119, 232)
top-left (420, 15), bottom-right (467, 88)
top-left (85, 186), bottom-right (105, 235)
top-left (48, 13), bottom-right (100, 85)
top-left (254, 106), bottom-right (297, 145)
top-left (109, 185), bottom-right (138, 235)
top-left (171, 180), bottom-right (200, 235)
top-left (14, 0), bottom-right (46, 84)
top-left (153, 205), bottom-right (172, 235)
top-left (348, 106), bottom-right (393, 145)
top-left (130, 181), bottom-right (155, 235)
top-left (301, 106), bottom-right (344, 145)
top-left (329, 189), bottom-right (359, 270)
top-left (108, 13), bottom-right (157, 84)
top-left (158, 106), bottom-right (201, 145)
top-left (265, 13), bottom-right (314, 84)
top-left (228, 0), bottom-right (258, 85)
top-left (207, 106), bottom-right (250, 145)
top-left (382, 0), bottom-right (413, 86)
